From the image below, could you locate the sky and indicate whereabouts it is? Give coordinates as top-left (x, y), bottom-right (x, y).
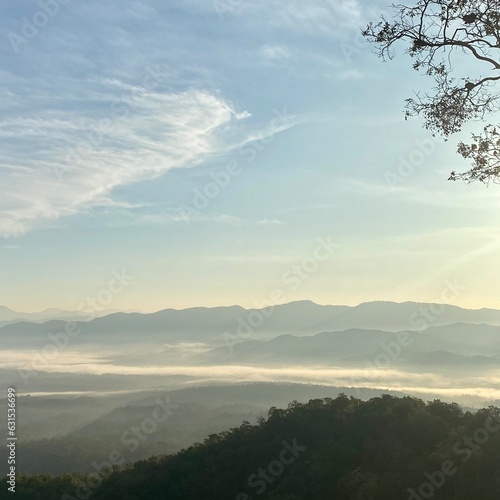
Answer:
top-left (1, 0), bottom-right (500, 313)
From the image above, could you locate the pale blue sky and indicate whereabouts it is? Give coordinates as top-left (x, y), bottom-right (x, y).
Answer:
top-left (1, 0), bottom-right (500, 312)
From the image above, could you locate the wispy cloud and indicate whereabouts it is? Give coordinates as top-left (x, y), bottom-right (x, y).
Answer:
top-left (137, 212), bottom-right (242, 226)
top-left (261, 0), bottom-right (364, 35)
top-left (256, 218), bottom-right (282, 226)
top-left (260, 45), bottom-right (291, 62)
top-left (337, 69), bottom-right (368, 81)
top-left (0, 86), bottom-right (241, 237)
top-left (0, 0), bottom-right (370, 239)
top-left (344, 179), bottom-right (500, 209)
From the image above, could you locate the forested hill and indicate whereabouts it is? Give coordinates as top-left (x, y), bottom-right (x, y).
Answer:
top-left (3, 395), bottom-right (500, 500)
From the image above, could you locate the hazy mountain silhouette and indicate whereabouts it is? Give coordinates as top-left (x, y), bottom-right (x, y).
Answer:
top-left (0, 305), bottom-right (120, 326)
top-left (313, 300), bottom-right (500, 331)
top-left (2, 300), bottom-right (500, 347)
top-left (200, 323), bottom-right (500, 366)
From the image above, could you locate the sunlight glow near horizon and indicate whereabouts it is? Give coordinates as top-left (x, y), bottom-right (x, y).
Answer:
top-left (1, 0), bottom-right (500, 312)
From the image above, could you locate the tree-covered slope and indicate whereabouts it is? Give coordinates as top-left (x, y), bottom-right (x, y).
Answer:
top-left (3, 394), bottom-right (500, 499)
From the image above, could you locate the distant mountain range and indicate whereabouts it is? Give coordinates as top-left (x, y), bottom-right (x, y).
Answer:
top-left (200, 323), bottom-right (500, 369)
top-left (0, 305), bottom-right (127, 326)
top-left (2, 300), bottom-right (500, 346)
top-left (2, 301), bottom-right (500, 479)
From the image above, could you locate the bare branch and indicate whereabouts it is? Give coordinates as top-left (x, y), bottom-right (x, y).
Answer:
top-left (363, 0), bottom-right (500, 184)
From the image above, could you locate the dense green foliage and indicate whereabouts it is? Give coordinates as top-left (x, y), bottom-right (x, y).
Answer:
top-left (3, 394), bottom-right (500, 499)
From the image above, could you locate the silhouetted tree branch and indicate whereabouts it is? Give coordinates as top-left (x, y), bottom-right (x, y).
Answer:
top-left (363, 0), bottom-right (500, 184)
